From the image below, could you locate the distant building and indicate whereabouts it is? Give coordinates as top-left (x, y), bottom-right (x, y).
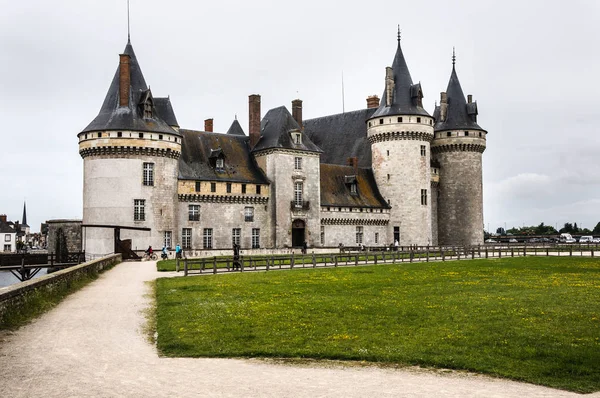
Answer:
top-left (0, 215), bottom-right (16, 252)
top-left (78, 32), bottom-right (487, 257)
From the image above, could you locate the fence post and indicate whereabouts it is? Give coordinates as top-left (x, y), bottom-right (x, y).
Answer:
top-left (334, 255), bottom-right (338, 267)
top-left (374, 253), bottom-right (378, 265)
top-left (426, 248), bottom-right (430, 262)
top-left (240, 256), bottom-right (244, 272)
top-left (291, 253), bottom-right (295, 269)
top-left (570, 247), bottom-right (573, 257)
top-left (471, 249), bottom-right (475, 260)
top-left (184, 258), bottom-right (188, 276)
top-left (457, 247), bottom-right (460, 260)
top-left (442, 250), bottom-right (445, 261)
top-left (511, 248), bottom-right (514, 258)
top-left (355, 254), bottom-right (359, 266)
top-left (592, 250), bottom-right (595, 258)
top-left (213, 257), bottom-right (217, 274)
top-left (312, 253), bottom-right (316, 268)
top-left (266, 258), bottom-right (270, 271)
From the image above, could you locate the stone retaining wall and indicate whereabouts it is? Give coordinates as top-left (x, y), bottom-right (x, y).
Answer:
top-left (0, 254), bottom-right (121, 324)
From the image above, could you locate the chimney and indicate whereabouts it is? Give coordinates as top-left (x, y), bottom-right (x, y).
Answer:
top-left (366, 95), bottom-right (380, 109)
top-left (467, 94), bottom-right (473, 104)
top-left (292, 99), bottom-right (303, 129)
top-left (440, 92), bottom-right (448, 122)
top-left (119, 54), bottom-right (131, 107)
top-left (249, 94), bottom-right (261, 148)
top-left (385, 67), bottom-right (395, 106)
top-left (204, 118), bottom-right (213, 132)
top-left (347, 157), bottom-right (359, 174)
top-left (0, 214), bottom-right (6, 223)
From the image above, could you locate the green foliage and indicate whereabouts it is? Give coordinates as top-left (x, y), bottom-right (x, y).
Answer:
top-left (594, 222), bottom-right (600, 235)
top-left (506, 223), bottom-right (557, 235)
top-left (155, 257), bottom-right (600, 393)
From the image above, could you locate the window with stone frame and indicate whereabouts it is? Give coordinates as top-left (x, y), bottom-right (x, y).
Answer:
top-left (226, 183), bottom-right (232, 193)
top-left (143, 101), bottom-right (152, 118)
top-left (182, 228), bottom-right (192, 249)
top-left (320, 226), bottom-right (325, 245)
top-left (232, 228), bottom-right (241, 246)
top-left (164, 231), bottom-right (172, 249)
top-left (143, 163), bottom-right (154, 186)
top-left (4, 234), bottom-right (10, 242)
top-left (421, 189), bottom-right (428, 206)
top-left (216, 158), bottom-right (224, 170)
top-left (375, 232), bottom-right (379, 244)
top-left (252, 228), bottom-right (260, 248)
top-left (244, 207), bottom-right (254, 222)
top-left (195, 181), bottom-right (201, 192)
top-left (294, 182), bottom-right (303, 207)
top-left (211, 182), bottom-right (216, 192)
top-left (356, 226), bottom-right (364, 244)
top-left (350, 183), bottom-right (358, 195)
top-left (188, 205), bottom-right (200, 221)
top-left (292, 132), bottom-right (302, 145)
top-left (294, 157), bottom-right (302, 170)
top-left (203, 228), bottom-right (213, 249)
top-left (4, 244), bottom-right (10, 252)
top-left (420, 145), bottom-right (426, 156)
top-left (256, 185), bottom-right (261, 194)
top-left (134, 199), bottom-right (145, 221)
top-left (241, 184), bottom-right (246, 194)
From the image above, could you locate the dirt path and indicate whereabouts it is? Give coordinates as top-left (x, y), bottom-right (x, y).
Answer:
top-left (0, 261), bottom-right (596, 397)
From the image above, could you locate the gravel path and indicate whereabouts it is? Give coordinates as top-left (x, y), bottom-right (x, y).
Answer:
top-left (0, 261), bottom-right (596, 397)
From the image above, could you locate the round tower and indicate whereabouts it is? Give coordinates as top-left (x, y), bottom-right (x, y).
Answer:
top-left (367, 34), bottom-right (434, 246)
top-left (431, 52), bottom-right (487, 246)
top-left (78, 40), bottom-right (181, 257)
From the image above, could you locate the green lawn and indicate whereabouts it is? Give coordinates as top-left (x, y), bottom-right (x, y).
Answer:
top-left (155, 256), bottom-right (600, 393)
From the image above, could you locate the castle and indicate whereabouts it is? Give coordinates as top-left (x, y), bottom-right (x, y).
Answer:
top-left (78, 33), bottom-right (487, 257)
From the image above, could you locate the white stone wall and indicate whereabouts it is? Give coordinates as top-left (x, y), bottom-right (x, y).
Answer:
top-left (82, 154), bottom-right (179, 256)
top-left (176, 200), bottom-right (271, 250)
top-left (255, 150), bottom-right (321, 248)
top-left (2, 233), bottom-right (16, 252)
top-left (367, 115), bottom-right (434, 245)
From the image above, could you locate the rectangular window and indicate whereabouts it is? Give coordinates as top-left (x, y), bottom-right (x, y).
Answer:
top-left (134, 199), bottom-right (145, 221)
top-left (350, 183), bottom-right (357, 195)
top-left (216, 158), bottom-right (224, 170)
top-left (226, 183), bottom-right (232, 193)
top-left (356, 226), bottom-right (363, 244)
top-left (164, 231), bottom-right (172, 248)
top-left (241, 184), bottom-right (246, 194)
top-left (139, 133), bottom-right (144, 138)
top-left (256, 185), bottom-right (261, 194)
top-left (420, 145), bottom-right (426, 156)
top-left (379, 119), bottom-right (383, 124)
top-left (244, 207), bottom-right (254, 222)
top-left (252, 228), bottom-right (260, 248)
top-left (188, 205), bottom-right (200, 221)
top-left (195, 181), bottom-right (201, 192)
top-left (464, 131), bottom-right (469, 136)
top-left (447, 132), bottom-right (452, 137)
top-left (294, 157), bottom-right (302, 170)
top-left (143, 163), bottom-right (154, 186)
top-left (117, 131), bottom-right (122, 137)
top-left (397, 117), bottom-right (403, 123)
top-left (4, 244), bottom-right (10, 252)
top-left (417, 117), bottom-right (421, 123)
top-left (98, 132), bottom-right (102, 138)
top-left (203, 228), bottom-right (213, 249)
top-left (294, 182), bottom-right (303, 207)
top-left (182, 228), bottom-right (192, 249)
top-left (320, 226), bottom-right (325, 245)
top-left (421, 189), bottom-right (428, 206)
top-left (394, 226), bottom-right (400, 243)
top-left (4, 234), bottom-right (10, 242)
top-left (232, 228), bottom-right (241, 246)
top-left (211, 182), bottom-right (216, 192)
top-left (375, 232), bottom-right (379, 244)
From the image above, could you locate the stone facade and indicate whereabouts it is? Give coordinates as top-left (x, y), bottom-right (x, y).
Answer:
top-left (46, 220), bottom-right (82, 254)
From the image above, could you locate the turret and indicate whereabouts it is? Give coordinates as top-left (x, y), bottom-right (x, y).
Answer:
top-left (367, 30), bottom-right (434, 245)
top-left (78, 39), bottom-right (181, 257)
top-left (431, 50), bottom-right (487, 246)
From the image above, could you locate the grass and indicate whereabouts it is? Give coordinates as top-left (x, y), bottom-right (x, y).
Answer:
top-left (155, 256), bottom-right (600, 393)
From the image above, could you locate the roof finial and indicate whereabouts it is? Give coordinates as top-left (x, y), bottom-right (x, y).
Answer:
top-left (127, 0), bottom-right (131, 42)
top-left (452, 47), bottom-right (456, 66)
top-left (397, 25), bottom-right (401, 42)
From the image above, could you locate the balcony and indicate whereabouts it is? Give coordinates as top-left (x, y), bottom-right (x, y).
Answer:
top-left (291, 200), bottom-right (310, 211)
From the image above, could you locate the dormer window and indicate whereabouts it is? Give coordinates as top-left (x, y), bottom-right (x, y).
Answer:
top-left (209, 148), bottom-right (225, 171)
top-left (144, 101), bottom-right (152, 118)
top-left (350, 183), bottom-right (358, 195)
top-left (216, 158), bottom-right (224, 170)
top-left (292, 132), bottom-right (302, 145)
top-left (345, 175), bottom-right (358, 196)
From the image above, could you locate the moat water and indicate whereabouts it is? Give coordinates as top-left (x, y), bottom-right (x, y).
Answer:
top-left (0, 269), bottom-right (48, 289)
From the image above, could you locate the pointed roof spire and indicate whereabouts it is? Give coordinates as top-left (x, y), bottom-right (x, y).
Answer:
top-left (397, 25), bottom-right (401, 42)
top-left (371, 30), bottom-right (430, 118)
top-left (226, 119), bottom-right (246, 136)
top-left (434, 55), bottom-right (485, 132)
top-left (452, 47), bottom-right (456, 67)
top-left (21, 201), bottom-right (28, 227)
top-left (127, 0), bottom-right (131, 43)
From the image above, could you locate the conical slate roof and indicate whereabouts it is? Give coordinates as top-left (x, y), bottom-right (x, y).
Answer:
top-left (21, 202), bottom-right (29, 228)
top-left (252, 106), bottom-right (322, 153)
top-left (81, 40), bottom-right (178, 135)
top-left (226, 119), bottom-right (246, 136)
top-left (371, 40), bottom-right (430, 118)
top-left (434, 64), bottom-right (484, 132)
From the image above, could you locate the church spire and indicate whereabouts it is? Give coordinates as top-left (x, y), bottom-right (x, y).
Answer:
top-left (21, 201), bottom-right (28, 227)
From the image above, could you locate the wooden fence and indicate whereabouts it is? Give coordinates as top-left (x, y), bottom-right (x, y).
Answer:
top-left (180, 245), bottom-right (598, 276)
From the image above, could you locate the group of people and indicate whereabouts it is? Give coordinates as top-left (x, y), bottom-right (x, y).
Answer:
top-left (145, 244), bottom-right (183, 260)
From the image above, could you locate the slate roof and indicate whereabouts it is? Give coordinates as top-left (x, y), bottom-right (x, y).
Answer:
top-left (434, 65), bottom-right (485, 132)
top-left (252, 106), bottom-right (322, 153)
top-left (178, 129), bottom-right (269, 184)
top-left (154, 97), bottom-right (179, 127)
top-left (371, 41), bottom-right (430, 118)
top-left (320, 164), bottom-right (390, 208)
top-left (81, 40), bottom-right (178, 135)
top-left (0, 220), bottom-right (15, 234)
top-left (304, 108), bottom-right (376, 168)
top-left (226, 119), bottom-right (246, 136)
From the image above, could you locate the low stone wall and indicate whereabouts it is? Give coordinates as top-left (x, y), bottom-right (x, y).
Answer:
top-left (0, 254), bottom-right (121, 324)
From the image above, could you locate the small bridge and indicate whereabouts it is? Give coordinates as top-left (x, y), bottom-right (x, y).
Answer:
top-left (0, 252), bottom-right (86, 282)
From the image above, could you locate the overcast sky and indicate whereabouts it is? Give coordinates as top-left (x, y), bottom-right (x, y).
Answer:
top-left (1, 0), bottom-right (599, 233)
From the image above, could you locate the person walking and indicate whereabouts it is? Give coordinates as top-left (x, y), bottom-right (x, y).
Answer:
top-left (175, 243), bottom-right (182, 259)
top-left (232, 243), bottom-right (241, 270)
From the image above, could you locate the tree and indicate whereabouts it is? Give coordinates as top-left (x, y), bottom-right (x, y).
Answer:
top-left (496, 227), bottom-right (506, 236)
top-left (573, 223), bottom-right (580, 233)
top-left (593, 222), bottom-right (600, 235)
top-left (559, 223), bottom-right (574, 234)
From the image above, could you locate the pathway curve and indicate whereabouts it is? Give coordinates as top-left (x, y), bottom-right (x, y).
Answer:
top-left (0, 261), bottom-right (596, 397)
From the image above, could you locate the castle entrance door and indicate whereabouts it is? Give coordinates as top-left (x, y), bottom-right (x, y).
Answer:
top-left (292, 219), bottom-right (305, 248)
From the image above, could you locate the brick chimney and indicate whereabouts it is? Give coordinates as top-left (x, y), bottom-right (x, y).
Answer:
top-left (249, 94), bottom-right (261, 148)
top-left (467, 94), bottom-right (473, 104)
top-left (204, 118), bottom-right (213, 132)
top-left (366, 95), bottom-right (380, 109)
top-left (119, 54), bottom-right (131, 107)
top-left (440, 92), bottom-right (448, 122)
top-left (292, 99), bottom-right (303, 129)
top-left (0, 214), bottom-right (6, 223)
top-left (347, 157), bottom-right (359, 174)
